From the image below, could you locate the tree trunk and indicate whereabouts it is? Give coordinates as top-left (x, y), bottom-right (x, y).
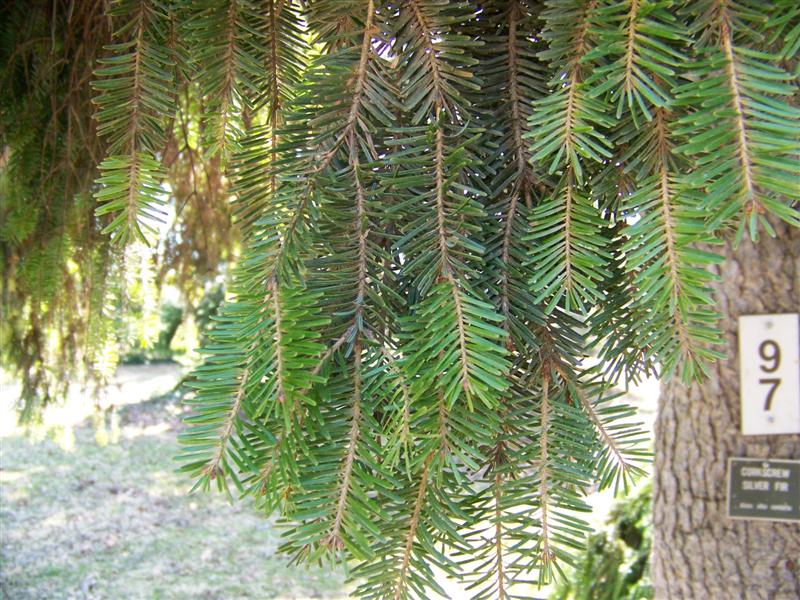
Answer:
top-left (652, 222), bottom-right (800, 599)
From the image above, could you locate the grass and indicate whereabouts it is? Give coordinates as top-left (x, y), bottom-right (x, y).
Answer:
top-left (0, 367), bottom-right (349, 600)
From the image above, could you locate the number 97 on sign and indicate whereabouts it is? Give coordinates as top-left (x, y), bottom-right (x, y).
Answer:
top-left (738, 314), bottom-right (800, 435)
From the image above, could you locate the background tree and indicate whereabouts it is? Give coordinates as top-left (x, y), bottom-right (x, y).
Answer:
top-left (2, 0), bottom-right (798, 598)
top-left (1, 0), bottom-right (237, 418)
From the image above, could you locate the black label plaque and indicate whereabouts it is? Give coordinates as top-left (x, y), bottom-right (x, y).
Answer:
top-left (728, 458), bottom-right (800, 522)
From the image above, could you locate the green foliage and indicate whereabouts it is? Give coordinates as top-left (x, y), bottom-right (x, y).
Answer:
top-left (121, 301), bottom-right (183, 363)
top-left (188, 0), bottom-right (261, 157)
top-left (95, 154), bottom-right (167, 244)
top-left (194, 283), bottom-right (227, 345)
top-left (173, 1), bottom-right (655, 596)
top-left (93, 0), bottom-right (176, 245)
top-left (167, 0), bottom-right (794, 597)
top-left (0, 1), bottom-right (238, 417)
top-left (4, 0), bottom-right (799, 598)
top-left (553, 483), bottom-right (653, 600)
top-left (676, 0), bottom-right (800, 238)
top-left (1, 1), bottom-right (116, 417)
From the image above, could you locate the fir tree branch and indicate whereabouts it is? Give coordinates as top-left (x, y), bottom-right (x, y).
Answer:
top-left (506, 1), bottom-right (535, 209)
top-left (312, 326), bottom-right (355, 377)
top-left (571, 0), bottom-right (597, 75)
top-left (622, 0), bottom-right (641, 101)
top-left (352, 147), bottom-right (369, 326)
top-left (537, 372), bottom-right (554, 574)
top-left (719, 18), bottom-right (759, 217)
top-left (527, 0), bottom-right (612, 313)
top-left (567, 378), bottom-right (628, 478)
top-left (498, 1), bottom-right (535, 334)
top-left (127, 2), bottom-right (146, 157)
top-left (562, 170), bottom-right (575, 295)
top-left (269, 276), bottom-right (289, 405)
top-left (306, 0), bottom-right (376, 173)
top-left (93, 0), bottom-right (173, 245)
top-left (348, 0), bottom-right (376, 136)
top-left (406, 0), bottom-right (448, 115)
top-left (265, 0), bottom-right (284, 213)
top-left (216, 0), bottom-right (240, 149)
top-left (552, 359), bottom-right (647, 492)
top-left (493, 472), bottom-right (508, 600)
top-left (393, 455), bottom-right (432, 600)
top-left (530, 0), bottom-right (605, 177)
top-left (205, 365), bottom-right (248, 480)
top-left (651, 110), bottom-right (696, 365)
top-left (430, 125), bottom-right (470, 381)
top-left (325, 339), bottom-right (363, 549)
top-left (266, 0), bottom-right (284, 127)
top-left (312, 1), bottom-right (378, 545)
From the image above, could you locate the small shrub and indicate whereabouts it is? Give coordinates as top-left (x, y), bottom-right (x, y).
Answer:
top-left (553, 483), bottom-right (653, 600)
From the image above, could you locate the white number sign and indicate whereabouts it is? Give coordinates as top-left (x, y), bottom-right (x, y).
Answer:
top-left (738, 314), bottom-right (800, 435)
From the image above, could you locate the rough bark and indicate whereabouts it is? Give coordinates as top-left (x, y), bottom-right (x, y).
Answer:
top-left (652, 221), bottom-right (800, 599)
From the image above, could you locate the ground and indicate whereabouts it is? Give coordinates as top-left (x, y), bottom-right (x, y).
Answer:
top-left (0, 365), bottom-right (349, 600)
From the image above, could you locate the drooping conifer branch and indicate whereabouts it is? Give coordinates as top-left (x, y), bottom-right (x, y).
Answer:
top-left (94, 0), bottom-right (174, 245)
top-left (622, 0), bottom-right (641, 100)
top-left (506, 2), bottom-right (534, 209)
top-left (268, 276), bottom-right (290, 405)
top-left (719, 19), bottom-right (758, 217)
top-left (316, 0), bottom-right (377, 550)
top-left (655, 130), bottom-right (696, 367)
top-left (393, 456), bottom-right (432, 600)
top-left (205, 365), bottom-right (248, 480)
top-left (537, 372), bottom-right (555, 575)
top-left (527, 0), bottom-right (610, 314)
top-left (126, 3), bottom-right (146, 157)
top-left (325, 339), bottom-right (363, 549)
top-left (492, 467), bottom-right (510, 600)
top-left (431, 100), bottom-right (473, 397)
top-left (498, 0), bottom-right (540, 333)
top-left (216, 0), bottom-right (240, 149)
top-left (407, 0), bottom-right (449, 114)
